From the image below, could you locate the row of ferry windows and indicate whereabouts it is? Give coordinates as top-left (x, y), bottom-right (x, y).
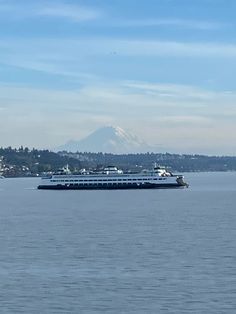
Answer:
top-left (51, 178), bottom-right (167, 182)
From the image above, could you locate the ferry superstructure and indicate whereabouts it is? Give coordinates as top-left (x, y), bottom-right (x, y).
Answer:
top-left (0, 157), bottom-right (4, 178)
top-left (38, 165), bottom-right (188, 190)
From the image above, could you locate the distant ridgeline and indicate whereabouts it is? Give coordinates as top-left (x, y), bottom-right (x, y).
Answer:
top-left (1, 147), bottom-right (236, 176)
top-left (60, 151), bottom-right (236, 172)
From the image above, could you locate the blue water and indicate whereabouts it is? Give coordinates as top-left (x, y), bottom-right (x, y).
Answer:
top-left (0, 172), bottom-right (236, 313)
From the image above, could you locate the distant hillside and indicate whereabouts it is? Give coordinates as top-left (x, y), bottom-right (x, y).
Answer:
top-left (0, 147), bottom-right (82, 177)
top-left (60, 151), bottom-right (236, 173)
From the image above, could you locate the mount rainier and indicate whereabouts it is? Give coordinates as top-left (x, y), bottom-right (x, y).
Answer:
top-left (57, 126), bottom-right (156, 154)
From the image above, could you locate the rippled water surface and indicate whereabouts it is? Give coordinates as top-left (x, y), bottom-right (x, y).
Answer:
top-left (1, 172), bottom-right (236, 313)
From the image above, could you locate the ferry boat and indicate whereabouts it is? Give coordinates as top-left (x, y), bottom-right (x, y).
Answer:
top-left (38, 165), bottom-right (188, 190)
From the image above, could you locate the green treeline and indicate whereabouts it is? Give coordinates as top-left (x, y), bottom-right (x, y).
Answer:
top-left (1, 146), bottom-right (236, 177)
top-left (0, 147), bottom-right (81, 177)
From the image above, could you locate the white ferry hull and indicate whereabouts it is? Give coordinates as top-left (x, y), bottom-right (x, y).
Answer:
top-left (38, 183), bottom-right (184, 190)
top-left (38, 174), bottom-right (187, 190)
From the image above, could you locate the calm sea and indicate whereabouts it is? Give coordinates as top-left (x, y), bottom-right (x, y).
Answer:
top-left (0, 172), bottom-right (236, 313)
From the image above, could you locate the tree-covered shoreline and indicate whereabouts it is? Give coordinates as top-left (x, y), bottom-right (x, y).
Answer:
top-left (1, 147), bottom-right (236, 177)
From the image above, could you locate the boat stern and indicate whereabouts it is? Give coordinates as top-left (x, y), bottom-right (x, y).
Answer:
top-left (176, 175), bottom-right (189, 187)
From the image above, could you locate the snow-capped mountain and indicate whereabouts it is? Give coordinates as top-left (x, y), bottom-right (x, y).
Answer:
top-left (57, 126), bottom-right (154, 153)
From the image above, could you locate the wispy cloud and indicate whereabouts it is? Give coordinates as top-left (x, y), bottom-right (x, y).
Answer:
top-left (38, 3), bottom-right (102, 22)
top-left (3, 37), bottom-right (236, 58)
top-left (1, 81), bottom-right (236, 122)
top-left (1, 80), bottom-right (236, 153)
top-left (1, 37), bottom-right (236, 82)
top-left (114, 18), bottom-right (223, 30)
top-left (0, 1), bottom-right (225, 30)
top-left (0, 1), bottom-right (102, 22)
top-left (96, 38), bottom-right (236, 58)
top-left (122, 82), bottom-right (219, 102)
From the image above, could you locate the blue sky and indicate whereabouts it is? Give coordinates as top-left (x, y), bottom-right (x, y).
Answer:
top-left (1, 0), bottom-right (236, 154)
